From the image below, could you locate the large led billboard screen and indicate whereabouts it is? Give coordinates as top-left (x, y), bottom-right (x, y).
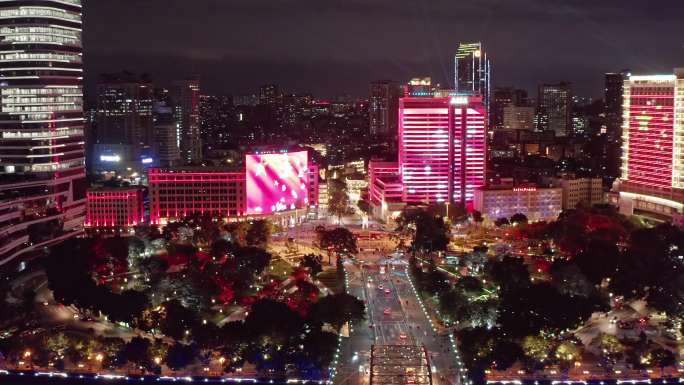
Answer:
top-left (246, 151), bottom-right (309, 215)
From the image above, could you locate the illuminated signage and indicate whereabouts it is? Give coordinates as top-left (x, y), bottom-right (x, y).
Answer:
top-left (513, 187), bottom-right (537, 192)
top-left (246, 151), bottom-right (309, 215)
top-left (141, 157), bottom-right (154, 164)
top-left (100, 155), bottom-right (121, 162)
top-left (450, 96), bottom-right (468, 105)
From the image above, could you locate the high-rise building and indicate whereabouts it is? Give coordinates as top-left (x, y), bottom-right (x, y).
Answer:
top-left (171, 78), bottom-right (201, 164)
top-left (258, 84), bottom-right (280, 106)
top-left (537, 82), bottom-right (572, 136)
top-left (455, 42), bottom-right (491, 115)
top-left (399, 93), bottom-right (487, 207)
top-left (93, 72), bottom-right (153, 174)
top-left (369, 80), bottom-right (401, 137)
top-left (0, 0), bottom-right (87, 266)
top-left (605, 71), bottom-right (630, 177)
top-left (503, 105), bottom-right (536, 131)
top-left (153, 103), bottom-right (180, 167)
top-left (617, 69), bottom-right (684, 220)
top-left (493, 87), bottom-right (530, 130)
top-left (199, 94), bottom-right (233, 151)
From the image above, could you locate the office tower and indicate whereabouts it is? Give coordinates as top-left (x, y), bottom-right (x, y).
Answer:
top-left (399, 93), bottom-right (487, 207)
top-left (503, 105), bottom-right (536, 131)
top-left (537, 82), bottom-right (572, 136)
top-left (259, 84), bottom-right (280, 106)
top-left (455, 42), bottom-right (491, 114)
top-left (617, 69), bottom-right (684, 220)
top-left (605, 71), bottom-right (630, 177)
top-left (199, 94), bottom-right (233, 150)
top-left (153, 103), bottom-right (180, 167)
top-left (93, 72), bottom-right (153, 174)
top-left (282, 93), bottom-right (311, 133)
top-left (0, 0), bottom-right (86, 265)
top-left (369, 81), bottom-right (401, 137)
top-left (171, 78), bottom-right (201, 164)
top-left (492, 87), bottom-right (529, 129)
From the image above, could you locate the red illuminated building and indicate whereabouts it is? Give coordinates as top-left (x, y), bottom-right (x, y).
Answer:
top-left (616, 70), bottom-right (684, 220)
top-left (148, 150), bottom-right (320, 225)
top-left (399, 93), bottom-right (487, 207)
top-left (149, 167), bottom-right (246, 225)
top-left (85, 188), bottom-right (144, 231)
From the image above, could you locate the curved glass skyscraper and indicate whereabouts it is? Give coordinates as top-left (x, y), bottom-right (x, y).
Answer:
top-left (0, 0), bottom-right (86, 267)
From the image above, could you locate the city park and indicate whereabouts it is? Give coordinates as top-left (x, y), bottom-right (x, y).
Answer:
top-left (2, 198), bottom-right (684, 384)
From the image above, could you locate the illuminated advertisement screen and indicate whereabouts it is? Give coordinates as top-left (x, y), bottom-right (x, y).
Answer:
top-left (246, 151), bottom-right (309, 214)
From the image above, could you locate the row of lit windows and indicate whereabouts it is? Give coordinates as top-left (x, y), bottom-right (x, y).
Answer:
top-left (1, 26), bottom-right (80, 38)
top-left (0, 7), bottom-right (81, 23)
top-left (2, 87), bottom-right (81, 96)
top-left (3, 95), bottom-right (82, 105)
top-left (3, 103), bottom-right (81, 113)
top-left (0, 52), bottom-right (81, 63)
top-left (1, 128), bottom-right (83, 139)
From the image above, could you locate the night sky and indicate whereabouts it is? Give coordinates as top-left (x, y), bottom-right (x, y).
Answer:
top-left (83, 0), bottom-right (684, 100)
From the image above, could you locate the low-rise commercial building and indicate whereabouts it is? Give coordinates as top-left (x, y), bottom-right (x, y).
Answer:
top-left (473, 185), bottom-right (562, 223)
top-left (546, 176), bottom-right (603, 209)
top-left (85, 187), bottom-right (145, 232)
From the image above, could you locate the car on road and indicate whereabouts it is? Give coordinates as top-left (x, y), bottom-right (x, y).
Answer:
top-left (384, 288), bottom-right (391, 294)
top-left (378, 284), bottom-right (384, 290)
top-left (383, 308), bottom-right (391, 315)
top-left (399, 333), bottom-right (408, 340)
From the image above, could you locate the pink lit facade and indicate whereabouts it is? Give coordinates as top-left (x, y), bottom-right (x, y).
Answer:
top-left (368, 160), bottom-right (401, 207)
top-left (622, 75), bottom-right (677, 189)
top-left (147, 150), bottom-right (320, 225)
top-left (399, 95), bottom-right (486, 207)
top-left (617, 70), bottom-right (684, 220)
top-left (149, 168), bottom-right (246, 225)
top-left (85, 188), bottom-right (144, 229)
top-left (246, 151), bottom-right (309, 215)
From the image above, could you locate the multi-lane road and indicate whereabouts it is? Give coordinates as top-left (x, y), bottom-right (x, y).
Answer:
top-left (337, 252), bottom-right (460, 385)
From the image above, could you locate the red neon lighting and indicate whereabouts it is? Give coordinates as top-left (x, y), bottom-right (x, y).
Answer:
top-left (625, 86), bottom-right (675, 189)
top-left (398, 97), bottom-right (486, 206)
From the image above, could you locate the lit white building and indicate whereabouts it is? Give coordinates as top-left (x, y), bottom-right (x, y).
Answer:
top-left (0, 0), bottom-right (87, 266)
top-left (473, 186), bottom-right (563, 223)
top-left (546, 176), bottom-right (603, 210)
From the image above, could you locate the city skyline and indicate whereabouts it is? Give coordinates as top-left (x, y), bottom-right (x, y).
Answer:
top-left (4, 1), bottom-right (684, 384)
top-left (83, 0), bottom-right (684, 99)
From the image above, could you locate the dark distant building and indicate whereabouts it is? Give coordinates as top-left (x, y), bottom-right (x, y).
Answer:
top-left (492, 87), bottom-right (529, 129)
top-left (259, 84), bottom-right (280, 106)
top-left (604, 71), bottom-right (630, 178)
top-left (605, 71), bottom-right (630, 142)
top-left (93, 72), bottom-right (154, 174)
top-left (199, 95), bottom-right (233, 151)
top-left (153, 103), bottom-right (180, 167)
top-left (171, 78), bottom-right (202, 164)
top-left (0, 0), bottom-right (87, 265)
top-left (369, 80), bottom-right (401, 137)
top-left (455, 42), bottom-right (491, 115)
top-left (537, 82), bottom-right (572, 136)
